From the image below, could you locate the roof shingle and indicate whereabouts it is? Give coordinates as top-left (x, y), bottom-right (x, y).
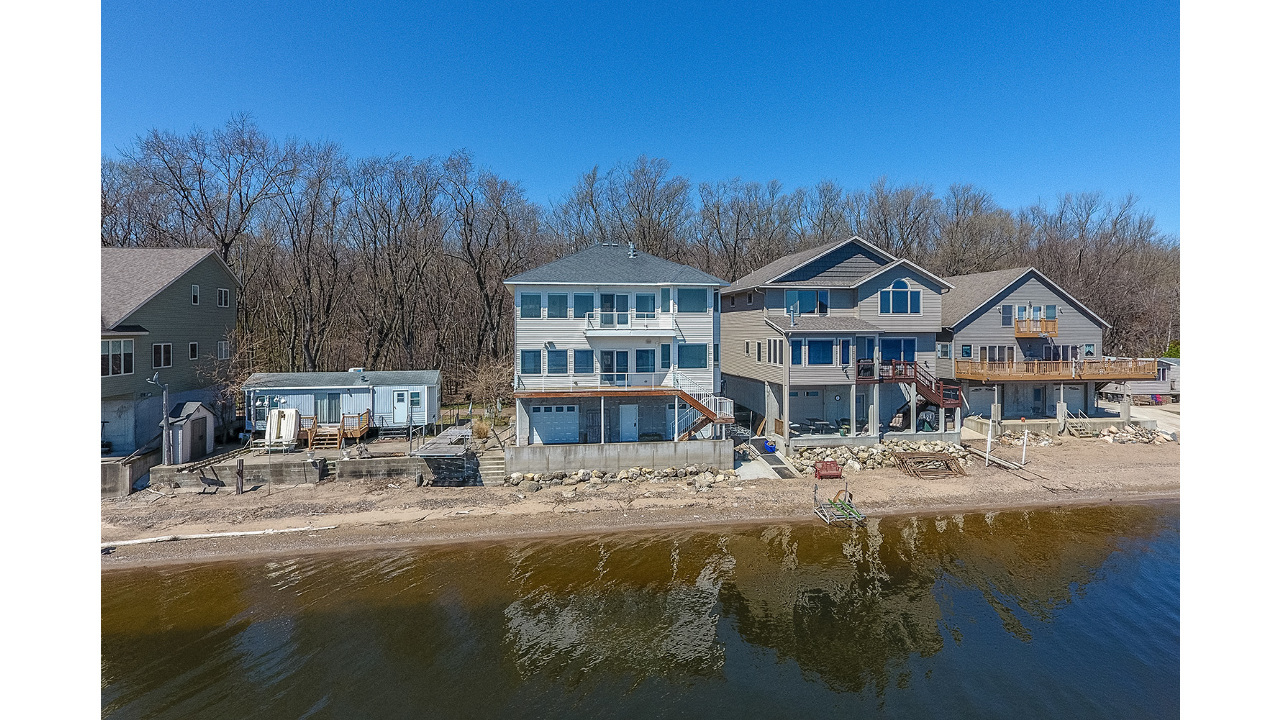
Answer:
top-left (101, 248), bottom-right (225, 329)
top-left (242, 370), bottom-right (442, 389)
top-left (505, 244), bottom-right (726, 286)
top-left (939, 267), bottom-right (1032, 328)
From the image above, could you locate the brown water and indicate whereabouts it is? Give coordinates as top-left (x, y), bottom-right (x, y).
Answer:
top-left (102, 503), bottom-right (1179, 719)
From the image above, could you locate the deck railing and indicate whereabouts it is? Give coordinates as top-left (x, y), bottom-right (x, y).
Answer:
top-left (954, 358), bottom-right (1158, 380)
top-left (1014, 318), bottom-right (1059, 336)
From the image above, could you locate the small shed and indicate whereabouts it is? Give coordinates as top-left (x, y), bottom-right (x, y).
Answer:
top-left (161, 402), bottom-right (217, 464)
top-left (242, 369), bottom-right (442, 433)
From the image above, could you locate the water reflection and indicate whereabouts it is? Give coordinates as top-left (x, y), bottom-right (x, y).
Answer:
top-left (103, 503), bottom-right (1178, 719)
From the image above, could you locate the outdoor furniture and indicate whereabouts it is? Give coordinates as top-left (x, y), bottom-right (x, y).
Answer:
top-left (814, 460), bottom-right (842, 479)
top-left (789, 422), bottom-right (807, 435)
top-left (811, 420), bottom-right (833, 434)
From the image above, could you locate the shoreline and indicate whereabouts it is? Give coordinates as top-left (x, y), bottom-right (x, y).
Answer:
top-left (102, 437), bottom-right (1179, 570)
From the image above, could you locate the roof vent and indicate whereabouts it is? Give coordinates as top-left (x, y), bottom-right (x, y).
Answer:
top-left (348, 367), bottom-right (365, 373)
top-left (628, 240), bottom-right (637, 258)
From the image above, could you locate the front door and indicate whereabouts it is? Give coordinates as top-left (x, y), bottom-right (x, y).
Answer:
top-left (190, 416), bottom-right (208, 461)
top-left (392, 391), bottom-right (408, 424)
top-left (619, 404), bottom-right (639, 442)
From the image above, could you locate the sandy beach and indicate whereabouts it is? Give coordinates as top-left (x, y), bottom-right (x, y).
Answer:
top-left (100, 434), bottom-right (1178, 569)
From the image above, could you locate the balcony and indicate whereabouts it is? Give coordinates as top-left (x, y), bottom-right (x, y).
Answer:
top-left (513, 371), bottom-right (733, 421)
top-left (953, 358), bottom-right (1158, 382)
top-left (582, 312), bottom-right (677, 336)
top-left (1013, 318), bottom-right (1058, 337)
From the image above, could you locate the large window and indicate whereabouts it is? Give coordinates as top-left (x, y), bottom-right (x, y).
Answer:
top-left (879, 280), bottom-right (921, 314)
top-left (661, 343), bottom-right (671, 369)
top-left (807, 340), bottom-right (834, 365)
top-left (636, 293), bottom-right (657, 318)
top-left (547, 294), bottom-right (569, 318)
top-left (1001, 305), bottom-right (1013, 326)
top-left (152, 343), bottom-right (172, 369)
top-left (217, 288), bottom-right (231, 307)
top-left (661, 288), bottom-right (671, 312)
top-left (600, 293), bottom-right (629, 326)
top-left (101, 339), bottom-right (134, 376)
top-left (573, 293), bottom-right (594, 318)
top-left (791, 340), bottom-right (804, 365)
top-left (676, 343), bottom-right (707, 368)
top-left (520, 293), bottom-right (541, 319)
top-left (677, 288), bottom-right (707, 313)
top-left (217, 340), bottom-right (230, 360)
top-left (784, 290), bottom-right (829, 316)
top-left (636, 348), bottom-right (656, 373)
top-left (520, 349), bottom-right (541, 374)
top-left (1045, 304), bottom-right (1057, 320)
top-left (547, 350), bottom-right (568, 374)
top-left (840, 339), bottom-right (851, 365)
top-left (573, 349), bottom-right (594, 374)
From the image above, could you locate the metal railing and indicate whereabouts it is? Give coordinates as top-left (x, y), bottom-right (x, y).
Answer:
top-left (514, 371), bottom-right (673, 392)
top-left (584, 312), bottom-right (674, 331)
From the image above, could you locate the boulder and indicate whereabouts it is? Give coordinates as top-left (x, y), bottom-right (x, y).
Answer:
top-left (518, 480), bottom-right (542, 493)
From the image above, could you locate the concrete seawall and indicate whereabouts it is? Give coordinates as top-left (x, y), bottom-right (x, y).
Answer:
top-left (505, 439), bottom-right (734, 474)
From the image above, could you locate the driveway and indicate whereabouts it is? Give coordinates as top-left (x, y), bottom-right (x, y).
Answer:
top-left (1097, 400), bottom-right (1180, 434)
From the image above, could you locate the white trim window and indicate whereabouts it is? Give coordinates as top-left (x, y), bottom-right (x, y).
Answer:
top-left (101, 339), bottom-right (134, 376)
top-left (189, 342), bottom-right (199, 361)
top-left (217, 288), bottom-right (231, 307)
top-left (191, 285), bottom-right (200, 305)
top-left (879, 280), bottom-right (921, 314)
top-left (785, 289), bottom-right (828, 316)
top-left (217, 340), bottom-right (231, 360)
top-left (519, 293), bottom-right (542, 319)
top-left (938, 343), bottom-right (951, 359)
top-left (152, 343), bottom-right (172, 369)
top-left (1083, 344), bottom-right (1096, 358)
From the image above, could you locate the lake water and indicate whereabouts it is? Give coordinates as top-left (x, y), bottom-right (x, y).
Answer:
top-left (102, 503), bottom-right (1179, 719)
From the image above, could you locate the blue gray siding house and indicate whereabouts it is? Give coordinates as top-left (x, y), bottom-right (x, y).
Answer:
top-left (242, 370), bottom-right (442, 433)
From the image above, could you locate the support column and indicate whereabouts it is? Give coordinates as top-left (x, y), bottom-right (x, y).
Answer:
top-left (990, 384), bottom-right (1002, 435)
top-left (1085, 381), bottom-right (1096, 415)
top-left (600, 396), bottom-right (605, 444)
top-left (1056, 382), bottom-right (1067, 434)
top-left (782, 381), bottom-right (791, 441)
top-left (908, 384), bottom-right (919, 434)
top-left (1121, 393), bottom-right (1131, 424)
top-left (870, 382), bottom-right (880, 438)
top-left (515, 398), bottom-right (522, 447)
top-left (849, 383), bottom-right (856, 435)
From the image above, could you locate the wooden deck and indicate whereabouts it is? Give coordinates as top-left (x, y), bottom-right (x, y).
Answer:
top-left (1013, 318), bottom-right (1058, 337)
top-left (300, 410), bottom-right (371, 449)
top-left (953, 358), bottom-right (1158, 382)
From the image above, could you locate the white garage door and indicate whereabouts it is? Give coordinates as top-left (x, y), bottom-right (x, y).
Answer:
top-left (965, 387), bottom-right (996, 418)
top-left (102, 398), bottom-right (135, 454)
top-left (530, 404), bottom-right (579, 444)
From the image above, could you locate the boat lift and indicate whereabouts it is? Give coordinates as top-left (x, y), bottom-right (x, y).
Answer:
top-left (813, 482), bottom-right (867, 527)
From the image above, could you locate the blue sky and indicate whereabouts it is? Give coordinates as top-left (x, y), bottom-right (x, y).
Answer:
top-left (102, 1), bottom-right (1180, 235)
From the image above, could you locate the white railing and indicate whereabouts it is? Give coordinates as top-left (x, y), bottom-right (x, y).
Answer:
top-left (584, 312), bottom-right (674, 331)
top-left (514, 371), bottom-right (672, 392)
top-left (670, 370), bottom-right (734, 419)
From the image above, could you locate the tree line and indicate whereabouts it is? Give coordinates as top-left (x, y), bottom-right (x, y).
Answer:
top-left (102, 115), bottom-right (1179, 396)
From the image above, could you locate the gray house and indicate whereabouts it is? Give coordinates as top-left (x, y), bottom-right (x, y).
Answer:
top-left (719, 236), bottom-right (963, 448)
top-left (1099, 358), bottom-right (1180, 403)
top-left (938, 267), bottom-right (1157, 424)
top-left (242, 370), bottom-right (442, 439)
top-left (101, 248), bottom-right (240, 455)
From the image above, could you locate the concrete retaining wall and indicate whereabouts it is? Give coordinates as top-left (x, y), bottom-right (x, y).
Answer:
top-left (962, 416), bottom-right (1157, 435)
top-left (100, 448), bottom-right (163, 498)
top-left (505, 439), bottom-right (734, 474)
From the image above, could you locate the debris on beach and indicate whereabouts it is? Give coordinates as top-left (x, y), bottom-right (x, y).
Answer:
top-left (786, 439), bottom-right (970, 475)
top-left (997, 430), bottom-right (1059, 447)
top-left (1100, 425), bottom-right (1177, 444)
top-left (504, 464), bottom-right (738, 491)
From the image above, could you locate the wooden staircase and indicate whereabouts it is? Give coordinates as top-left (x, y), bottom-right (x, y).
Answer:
top-left (311, 428), bottom-right (342, 449)
top-left (896, 361), bottom-right (962, 409)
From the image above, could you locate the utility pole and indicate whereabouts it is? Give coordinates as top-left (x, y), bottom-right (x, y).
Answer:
top-left (148, 373), bottom-right (172, 466)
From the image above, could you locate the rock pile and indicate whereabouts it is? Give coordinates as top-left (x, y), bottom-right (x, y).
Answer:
top-left (786, 439), bottom-right (970, 474)
top-left (504, 464), bottom-right (739, 493)
top-left (997, 430), bottom-right (1058, 447)
top-left (1101, 425), bottom-right (1177, 444)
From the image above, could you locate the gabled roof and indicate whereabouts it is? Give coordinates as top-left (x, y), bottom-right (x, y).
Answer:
top-left (504, 243), bottom-right (727, 286)
top-left (166, 401), bottom-right (214, 423)
top-left (101, 248), bottom-right (240, 330)
top-left (724, 236), bottom-right (899, 293)
top-left (850, 258), bottom-right (955, 292)
top-left (941, 267), bottom-right (1111, 329)
top-left (765, 316), bottom-right (884, 335)
top-left (242, 370), bottom-right (442, 390)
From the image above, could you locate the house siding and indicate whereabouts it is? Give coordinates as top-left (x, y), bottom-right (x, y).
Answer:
top-left (771, 242), bottom-right (889, 285)
top-left (855, 266), bottom-right (945, 333)
top-left (949, 274), bottom-right (1106, 368)
top-left (101, 254), bottom-right (239, 400)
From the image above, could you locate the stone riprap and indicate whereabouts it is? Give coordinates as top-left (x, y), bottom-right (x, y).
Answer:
top-left (1101, 425), bottom-right (1177, 444)
top-left (786, 439), bottom-right (971, 475)
top-left (505, 464), bottom-right (739, 493)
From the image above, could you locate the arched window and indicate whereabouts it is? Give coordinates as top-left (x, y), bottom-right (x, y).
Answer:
top-left (879, 279), bottom-right (921, 314)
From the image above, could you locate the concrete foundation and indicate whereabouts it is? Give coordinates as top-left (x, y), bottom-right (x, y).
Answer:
top-left (882, 429), bottom-right (962, 443)
top-left (505, 439), bottom-right (734, 474)
top-left (962, 415), bottom-right (1157, 435)
top-left (100, 448), bottom-right (162, 498)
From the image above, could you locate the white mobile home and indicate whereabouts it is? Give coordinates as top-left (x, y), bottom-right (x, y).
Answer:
top-left (243, 370), bottom-right (442, 434)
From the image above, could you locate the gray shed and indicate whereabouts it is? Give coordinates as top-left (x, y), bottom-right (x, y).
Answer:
top-left (242, 369), bottom-right (442, 432)
top-left (161, 402), bottom-right (217, 464)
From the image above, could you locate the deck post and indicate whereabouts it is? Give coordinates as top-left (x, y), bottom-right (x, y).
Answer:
top-left (869, 381), bottom-right (880, 438)
top-left (909, 384), bottom-right (918, 434)
top-left (849, 383), bottom-right (856, 435)
top-left (600, 396), bottom-right (605, 444)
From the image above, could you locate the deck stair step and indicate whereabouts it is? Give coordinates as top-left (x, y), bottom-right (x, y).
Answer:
top-left (377, 426), bottom-right (409, 440)
top-left (311, 430), bottom-right (342, 449)
top-left (1065, 413), bottom-right (1099, 438)
top-left (478, 450), bottom-right (507, 486)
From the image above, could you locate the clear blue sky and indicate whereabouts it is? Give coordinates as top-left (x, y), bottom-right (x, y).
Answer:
top-left (102, 1), bottom-right (1180, 235)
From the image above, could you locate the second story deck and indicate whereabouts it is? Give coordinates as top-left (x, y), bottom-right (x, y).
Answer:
top-left (953, 358), bottom-right (1158, 382)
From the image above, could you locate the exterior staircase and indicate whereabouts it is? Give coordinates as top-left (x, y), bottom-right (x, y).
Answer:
top-left (1065, 411), bottom-right (1099, 438)
top-left (478, 449), bottom-right (507, 486)
top-left (900, 362), bottom-right (962, 409)
top-left (311, 429), bottom-right (342, 449)
top-left (670, 371), bottom-right (735, 424)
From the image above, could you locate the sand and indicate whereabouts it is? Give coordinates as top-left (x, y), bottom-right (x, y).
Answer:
top-left (100, 434), bottom-right (1178, 569)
